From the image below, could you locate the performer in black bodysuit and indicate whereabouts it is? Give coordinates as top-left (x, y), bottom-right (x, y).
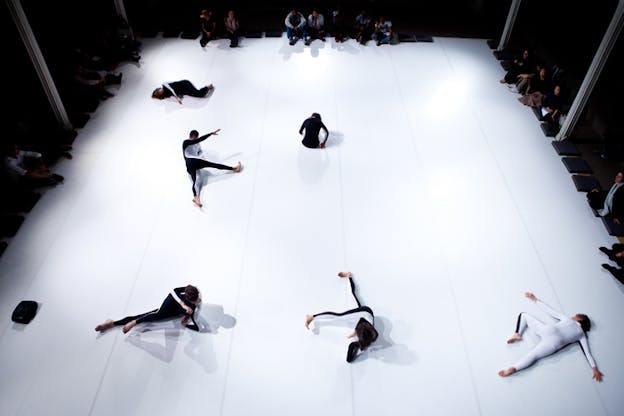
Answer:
top-left (95, 285), bottom-right (202, 333)
top-left (305, 272), bottom-right (379, 362)
top-left (299, 113), bottom-right (329, 149)
top-left (151, 80), bottom-right (214, 104)
top-left (183, 129), bottom-right (242, 208)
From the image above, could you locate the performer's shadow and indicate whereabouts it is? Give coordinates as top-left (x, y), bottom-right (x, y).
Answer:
top-left (125, 304), bottom-right (236, 373)
top-left (354, 316), bottom-right (417, 365)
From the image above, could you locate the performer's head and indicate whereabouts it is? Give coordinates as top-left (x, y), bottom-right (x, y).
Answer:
top-left (200, 9), bottom-right (211, 19)
top-left (189, 130), bottom-right (199, 139)
top-left (573, 314), bottom-right (591, 332)
top-left (311, 112), bottom-right (321, 120)
top-left (184, 285), bottom-right (200, 304)
top-left (355, 318), bottom-right (378, 349)
top-left (151, 87), bottom-right (165, 99)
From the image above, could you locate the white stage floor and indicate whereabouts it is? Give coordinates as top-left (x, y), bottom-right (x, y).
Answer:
top-left (1, 36), bottom-right (623, 416)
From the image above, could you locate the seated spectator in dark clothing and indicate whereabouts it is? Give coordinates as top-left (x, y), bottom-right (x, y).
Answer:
top-left (200, 9), bottom-right (217, 47)
top-left (152, 80), bottom-right (214, 104)
top-left (299, 113), bottom-right (329, 149)
top-left (4, 143), bottom-right (63, 187)
top-left (332, 7), bottom-right (346, 42)
top-left (519, 67), bottom-right (551, 108)
top-left (224, 10), bottom-right (240, 48)
top-left (587, 171), bottom-right (624, 219)
top-left (500, 49), bottom-right (534, 84)
top-left (540, 85), bottom-right (562, 124)
top-left (306, 9), bottom-right (325, 45)
top-left (285, 9), bottom-right (308, 45)
top-left (354, 11), bottom-right (372, 45)
top-left (372, 16), bottom-right (393, 46)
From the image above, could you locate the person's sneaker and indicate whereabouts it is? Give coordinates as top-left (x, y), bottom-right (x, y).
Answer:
top-left (305, 38), bottom-right (311, 46)
top-left (599, 247), bottom-right (612, 256)
top-left (289, 38), bottom-right (296, 46)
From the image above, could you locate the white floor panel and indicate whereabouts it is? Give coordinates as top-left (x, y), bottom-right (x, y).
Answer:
top-left (0, 36), bottom-right (622, 416)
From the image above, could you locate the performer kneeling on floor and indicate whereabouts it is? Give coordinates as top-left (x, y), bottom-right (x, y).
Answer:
top-left (305, 271), bottom-right (378, 362)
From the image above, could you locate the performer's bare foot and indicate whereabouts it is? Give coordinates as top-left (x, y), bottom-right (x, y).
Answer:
top-left (192, 196), bottom-right (203, 208)
top-left (207, 84), bottom-right (214, 90)
top-left (122, 320), bottom-right (137, 333)
top-left (498, 367), bottom-right (516, 377)
top-left (305, 314), bottom-right (314, 329)
top-left (506, 333), bottom-right (522, 344)
top-left (95, 319), bottom-right (114, 332)
top-left (338, 271), bottom-right (353, 278)
top-left (232, 162), bottom-right (242, 173)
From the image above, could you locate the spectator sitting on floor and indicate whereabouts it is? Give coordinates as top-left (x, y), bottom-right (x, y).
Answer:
top-left (4, 143), bottom-right (64, 187)
top-left (354, 10), bottom-right (372, 45)
top-left (332, 6), bottom-right (346, 42)
top-left (372, 16), bottom-right (393, 46)
top-left (285, 9), bottom-right (308, 45)
top-left (306, 9), bottom-right (325, 45)
top-left (224, 10), bottom-right (240, 48)
top-left (200, 9), bottom-right (217, 47)
top-left (519, 67), bottom-right (551, 108)
top-left (500, 49), bottom-right (534, 85)
top-left (540, 85), bottom-right (562, 124)
top-left (587, 171), bottom-right (624, 220)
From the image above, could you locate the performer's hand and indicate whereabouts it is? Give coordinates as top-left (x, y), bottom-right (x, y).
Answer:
top-left (593, 367), bottom-right (603, 382)
top-left (347, 330), bottom-right (357, 338)
top-left (181, 316), bottom-right (190, 326)
top-left (183, 305), bottom-right (193, 315)
top-left (320, 141), bottom-right (326, 149)
top-left (525, 292), bottom-right (537, 302)
top-left (176, 97), bottom-right (182, 105)
top-left (211, 129), bottom-right (221, 135)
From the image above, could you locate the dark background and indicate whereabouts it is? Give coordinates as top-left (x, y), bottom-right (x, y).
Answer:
top-left (1, 0), bottom-right (622, 142)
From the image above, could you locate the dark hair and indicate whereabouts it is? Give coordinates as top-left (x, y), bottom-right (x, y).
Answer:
top-left (311, 112), bottom-right (321, 119)
top-left (184, 285), bottom-right (199, 302)
top-left (355, 318), bottom-right (378, 349)
top-left (189, 130), bottom-right (199, 137)
top-left (151, 88), bottom-right (163, 99)
top-left (577, 314), bottom-right (591, 332)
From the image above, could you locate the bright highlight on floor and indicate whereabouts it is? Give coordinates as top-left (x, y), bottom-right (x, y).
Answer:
top-left (0, 35), bottom-right (622, 416)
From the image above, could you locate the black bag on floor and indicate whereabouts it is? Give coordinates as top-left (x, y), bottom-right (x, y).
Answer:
top-left (12, 300), bottom-right (38, 324)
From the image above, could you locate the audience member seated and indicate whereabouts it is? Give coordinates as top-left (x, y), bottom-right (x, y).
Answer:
top-left (540, 85), bottom-right (562, 125)
top-left (4, 143), bottom-right (64, 188)
top-left (332, 6), bottom-right (346, 42)
top-left (200, 9), bottom-right (217, 47)
top-left (354, 10), bottom-right (372, 45)
top-left (224, 10), bottom-right (240, 48)
top-left (500, 49), bottom-right (534, 85)
top-left (306, 9), bottom-right (325, 45)
top-left (285, 9), bottom-right (308, 46)
top-left (587, 171), bottom-right (624, 220)
top-left (519, 67), bottom-right (551, 108)
top-left (372, 16), bottom-right (393, 46)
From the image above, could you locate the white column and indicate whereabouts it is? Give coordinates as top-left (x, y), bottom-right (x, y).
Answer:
top-left (113, 0), bottom-right (134, 40)
top-left (5, 0), bottom-right (72, 130)
top-left (556, 1), bottom-right (624, 140)
top-left (497, 0), bottom-right (522, 51)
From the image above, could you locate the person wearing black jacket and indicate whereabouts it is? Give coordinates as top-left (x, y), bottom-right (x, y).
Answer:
top-left (587, 171), bottom-right (624, 219)
top-left (95, 285), bottom-right (202, 333)
top-left (183, 129), bottom-right (241, 208)
top-left (299, 113), bottom-right (329, 149)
